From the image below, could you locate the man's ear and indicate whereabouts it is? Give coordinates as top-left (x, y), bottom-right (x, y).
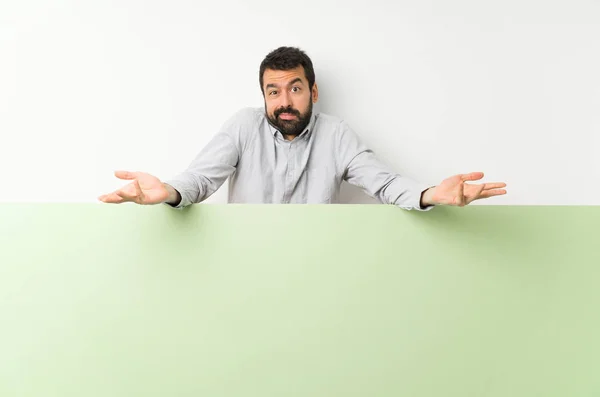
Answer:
top-left (312, 83), bottom-right (319, 103)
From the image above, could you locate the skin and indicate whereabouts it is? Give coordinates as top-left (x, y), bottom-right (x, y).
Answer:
top-left (263, 66), bottom-right (318, 141)
top-left (98, 66), bottom-right (507, 206)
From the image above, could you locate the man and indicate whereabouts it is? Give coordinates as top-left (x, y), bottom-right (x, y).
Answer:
top-left (98, 46), bottom-right (506, 208)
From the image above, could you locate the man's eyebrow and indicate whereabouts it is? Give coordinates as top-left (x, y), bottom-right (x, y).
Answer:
top-left (265, 78), bottom-right (305, 90)
top-left (288, 78), bottom-right (304, 86)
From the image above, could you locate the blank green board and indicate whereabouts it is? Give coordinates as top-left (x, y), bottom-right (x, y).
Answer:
top-left (1, 204), bottom-right (599, 396)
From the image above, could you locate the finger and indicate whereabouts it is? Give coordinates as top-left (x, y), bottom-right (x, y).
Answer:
top-left (114, 170), bottom-right (138, 180)
top-left (482, 182), bottom-right (507, 190)
top-left (115, 189), bottom-right (136, 201)
top-left (113, 181), bottom-right (140, 199)
top-left (133, 179), bottom-right (143, 197)
top-left (476, 189), bottom-right (507, 199)
top-left (460, 172), bottom-right (484, 182)
top-left (128, 180), bottom-right (145, 203)
top-left (98, 193), bottom-right (125, 204)
top-left (110, 183), bottom-right (135, 200)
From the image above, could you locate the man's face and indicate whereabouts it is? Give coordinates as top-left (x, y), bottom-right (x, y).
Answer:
top-left (263, 66), bottom-right (318, 138)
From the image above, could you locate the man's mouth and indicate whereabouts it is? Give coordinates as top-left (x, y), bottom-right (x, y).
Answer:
top-left (278, 113), bottom-right (297, 120)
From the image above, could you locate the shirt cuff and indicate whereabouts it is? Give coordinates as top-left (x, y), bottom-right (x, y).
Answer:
top-left (390, 179), bottom-right (435, 211)
top-left (163, 180), bottom-right (191, 209)
top-left (416, 185), bottom-right (436, 211)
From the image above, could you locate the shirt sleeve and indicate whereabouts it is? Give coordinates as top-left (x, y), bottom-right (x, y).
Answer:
top-left (338, 121), bottom-right (434, 211)
top-left (164, 110), bottom-right (251, 208)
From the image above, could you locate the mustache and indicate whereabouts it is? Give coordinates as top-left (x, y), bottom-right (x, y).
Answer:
top-left (274, 107), bottom-right (300, 119)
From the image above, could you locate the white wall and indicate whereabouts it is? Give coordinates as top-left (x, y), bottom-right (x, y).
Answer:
top-left (1, 0), bottom-right (599, 204)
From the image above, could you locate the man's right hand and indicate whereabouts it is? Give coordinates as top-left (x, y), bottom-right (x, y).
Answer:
top-left (98, 171), bottom-right (180, 205)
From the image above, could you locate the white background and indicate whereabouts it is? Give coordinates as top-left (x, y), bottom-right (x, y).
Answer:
top-left (1, 0), bottom-right (599, 204)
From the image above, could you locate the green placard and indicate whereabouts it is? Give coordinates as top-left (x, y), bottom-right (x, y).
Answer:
top-left (1, 204), bottom-right (599, 396)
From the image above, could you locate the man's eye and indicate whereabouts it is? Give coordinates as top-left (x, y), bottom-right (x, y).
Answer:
top-left (269, 91), bottom-right (278, 95)
top-left (291, 87), bottom-right (301, 92)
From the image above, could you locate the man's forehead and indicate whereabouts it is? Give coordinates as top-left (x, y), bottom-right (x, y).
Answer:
top-left (263, 66), bottom-right (307, 85)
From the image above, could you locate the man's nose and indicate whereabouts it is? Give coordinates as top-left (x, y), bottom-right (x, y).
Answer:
top-left (280, 91), bottom-right (291, 107)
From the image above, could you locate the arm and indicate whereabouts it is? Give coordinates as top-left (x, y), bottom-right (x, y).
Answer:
top-left (339, 122), bottom-right (432, 210)
top-left (337, 122), bottom-right (507, 209)
top-left (99, 111), bottom-right (246, 207)
top-left (164, 131), bottom-right (239, 208)
top-left (163, 110), bottom-right (253, 208)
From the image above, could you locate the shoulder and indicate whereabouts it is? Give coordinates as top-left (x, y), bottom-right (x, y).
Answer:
top-left (218, 107), bottom-right (264, 151)
top-left (314, 112), bottom-right (368, 165)
top-left (314, 112), bottom-right (344, 131)
top-left (313, 112), bottom-right (356, 142)
top-left (224, 107), bottom-right (264, 128)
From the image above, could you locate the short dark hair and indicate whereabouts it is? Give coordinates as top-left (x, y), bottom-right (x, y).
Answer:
top-left (259, 46), bottom-right (316, 94)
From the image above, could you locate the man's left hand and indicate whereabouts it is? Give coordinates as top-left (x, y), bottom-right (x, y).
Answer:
top-left (421, 172), bottom-right (506, 207)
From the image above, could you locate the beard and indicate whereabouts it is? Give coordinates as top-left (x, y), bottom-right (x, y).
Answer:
top-left (266, 100), bottom-right (313, 137)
